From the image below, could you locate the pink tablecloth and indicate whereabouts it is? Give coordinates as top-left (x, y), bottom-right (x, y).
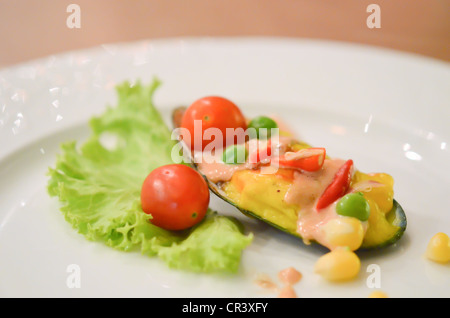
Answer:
top-left (0, 0), bottom-right (449, 67)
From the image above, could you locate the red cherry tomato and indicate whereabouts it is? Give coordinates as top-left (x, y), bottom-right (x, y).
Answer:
top-left (180, 96), bottom-right (247, 151)
top-left (141, 164), bottom-right (210, 230)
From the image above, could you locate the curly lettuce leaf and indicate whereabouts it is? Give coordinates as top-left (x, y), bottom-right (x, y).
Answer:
top-left (47, 80), bottom-right (252, 272)
top-left (158, 213), bottom-right (252, 272)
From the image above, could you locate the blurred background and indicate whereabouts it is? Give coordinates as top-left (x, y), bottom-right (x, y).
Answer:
top-left (0, 0), bottom-right (449, 68)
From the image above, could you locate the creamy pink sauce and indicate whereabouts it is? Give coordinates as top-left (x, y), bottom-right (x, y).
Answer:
top-left (297, 202), bottom-right (340, 246)
top-left (278, 267), bottom-right (302, 285)
top-left (254, 273), bottom-right (278, 292)
top-left (195, 149), bottom-right (252, 183)
top-left (197, 161), bottom-right (246, 183)
top-left (283, 159), bottom-right (350, 246)
top-left (277, 267), bottom-right (302, 298)
top-left (351, 180), bottom-right (384, 193)
top-left (255, 267), bottom-right (302, 298)
top-left (278, 285), bottom-right (297, 298)
top-left (284, 159), bottom-right (345, 206)
top-left (196, 134), bottom-right (358, 250)
top-left (196, 136), bottom-right (291, 183)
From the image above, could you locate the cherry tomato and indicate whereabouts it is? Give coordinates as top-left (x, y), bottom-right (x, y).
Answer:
top-left (180, 96), bottom-right (247, 151)
top-left (141, 164), bottom-right (210, 230)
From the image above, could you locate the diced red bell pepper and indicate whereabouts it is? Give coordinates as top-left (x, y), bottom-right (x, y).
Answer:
top-left (278, 147), bottom-right (326, 172)
top-left (248, 141), bottom-right (272, 164)
top-left (316, 159), bottom-right (354, 210)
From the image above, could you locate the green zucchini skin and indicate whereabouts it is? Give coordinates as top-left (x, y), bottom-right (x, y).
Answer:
top-left (360, 199), bottom-right (407, 250)
top-left (172, 107), bottom-right (407, 250)
top-left (206, 175), bottom-right (406, 250)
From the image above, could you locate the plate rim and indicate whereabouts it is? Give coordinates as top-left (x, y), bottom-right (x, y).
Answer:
top-left (1, 35), bottom-right (450, 73)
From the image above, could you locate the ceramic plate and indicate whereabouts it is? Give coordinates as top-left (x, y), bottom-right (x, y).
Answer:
top-left (0, 37), bottom-right (449, 298)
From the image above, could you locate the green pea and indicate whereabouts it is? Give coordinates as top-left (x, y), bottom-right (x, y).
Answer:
top-left (336, 192), bottom-right (370, 221)
top-left (248, 116), bottom-right (278, 139)
top-left (222, 144), bottom-right (248, 164)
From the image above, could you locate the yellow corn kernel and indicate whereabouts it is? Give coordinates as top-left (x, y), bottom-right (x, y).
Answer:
top-left (353, 171), bottom-right (394, 188)
top-left (425, 232), bottom-right (450, 264)
top-left (314, 247), bottom-right (361, 282)
top-left (352, 172), bottom-right (394, 213)
top-left (369, 291), bottom-right (388, 298)
top-left (320, 216), bottom-right (365, 251)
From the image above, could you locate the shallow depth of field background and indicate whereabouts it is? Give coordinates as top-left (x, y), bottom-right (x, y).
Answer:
top-left (0, 0), bottom-right (449, 67)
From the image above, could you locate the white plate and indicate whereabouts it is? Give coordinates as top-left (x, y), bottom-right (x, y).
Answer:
top-left (0, 37), bottom-right (449, 298)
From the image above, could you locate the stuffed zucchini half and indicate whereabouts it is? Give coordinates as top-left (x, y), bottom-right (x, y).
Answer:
top-left (172, 101), bottom-right (406, 251)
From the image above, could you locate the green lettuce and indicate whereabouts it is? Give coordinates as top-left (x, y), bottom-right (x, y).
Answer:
top-left (47, 79), bottom-right (252, 272)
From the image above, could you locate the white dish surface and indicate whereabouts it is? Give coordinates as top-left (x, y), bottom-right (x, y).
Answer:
top-left (0, 37), bottom-right (449, 297)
